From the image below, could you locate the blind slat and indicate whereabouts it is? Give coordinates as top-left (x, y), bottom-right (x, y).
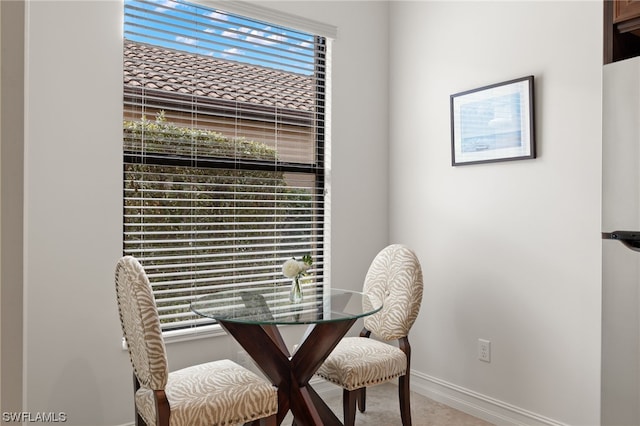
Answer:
top-left (123, 0), bottom-right (327, 332)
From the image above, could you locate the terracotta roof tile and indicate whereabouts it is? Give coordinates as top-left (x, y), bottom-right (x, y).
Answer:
top-left (124, 41), bottom-right (315, 112)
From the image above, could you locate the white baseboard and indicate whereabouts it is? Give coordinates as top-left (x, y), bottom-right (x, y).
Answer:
top-left (410, 370), bottom-right (568, 426)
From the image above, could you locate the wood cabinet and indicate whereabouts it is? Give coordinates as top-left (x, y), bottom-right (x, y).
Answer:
top-left (614, 0), bottom-right (640, 34)
top-left (614, 1), bottom-right (640, 22)
top-left (605, 0), bottom-right (640, 64)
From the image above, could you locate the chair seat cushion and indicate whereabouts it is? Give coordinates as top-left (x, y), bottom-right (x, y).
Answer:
top-left (136, 359), bottom-right (277, 426)
top-left (315, 337), bottom-right (407, 391)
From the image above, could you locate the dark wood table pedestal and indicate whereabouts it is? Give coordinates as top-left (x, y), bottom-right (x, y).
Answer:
top-left (218, 319), bottom-right (357, 426)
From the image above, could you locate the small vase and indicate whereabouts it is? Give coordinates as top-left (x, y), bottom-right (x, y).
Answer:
top-left (289, 276), bottom-right (303, 303)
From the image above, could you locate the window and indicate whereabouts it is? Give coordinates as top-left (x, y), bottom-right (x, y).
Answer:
top-left (123, 0), bottom-right (330, 333)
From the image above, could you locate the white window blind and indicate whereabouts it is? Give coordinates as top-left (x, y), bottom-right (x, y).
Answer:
top-left (123, 0), bottom-right (328, 332)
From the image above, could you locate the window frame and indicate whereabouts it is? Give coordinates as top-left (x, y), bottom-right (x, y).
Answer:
top-left (122, 0), bottom-right (333, 338)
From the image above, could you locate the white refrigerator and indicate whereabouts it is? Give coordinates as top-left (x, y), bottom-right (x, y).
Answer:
top-left (602, 56), bottom-right (640, 426)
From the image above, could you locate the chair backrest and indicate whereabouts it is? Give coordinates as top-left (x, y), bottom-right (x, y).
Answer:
top-left (115, 256), bottom-right (169, 390)
top-left (363, 244), bottom-right (423, 341)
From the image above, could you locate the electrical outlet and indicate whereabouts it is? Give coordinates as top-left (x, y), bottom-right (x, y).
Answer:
top-left (478, 339), bottom-right (491, 362)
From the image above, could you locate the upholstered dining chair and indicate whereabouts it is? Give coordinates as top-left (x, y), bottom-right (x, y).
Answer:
top-left (115, 256), bottom-right (278, 426)
top-left (315, 244), bottom-right (424, 426)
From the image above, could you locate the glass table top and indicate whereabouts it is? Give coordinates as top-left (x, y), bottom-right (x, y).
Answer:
top-left (190, 286), bottom-right (382, 325)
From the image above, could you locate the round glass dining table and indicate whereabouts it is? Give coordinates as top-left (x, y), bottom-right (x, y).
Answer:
top-left (191, 286), bottom-right (382, 426)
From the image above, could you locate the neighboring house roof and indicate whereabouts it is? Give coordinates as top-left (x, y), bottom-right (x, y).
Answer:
top-left (123, 40), bottom-right (315, 114)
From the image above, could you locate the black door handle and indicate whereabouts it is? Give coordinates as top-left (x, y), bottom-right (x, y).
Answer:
top-left (602, 231), bottom-right (640, 252)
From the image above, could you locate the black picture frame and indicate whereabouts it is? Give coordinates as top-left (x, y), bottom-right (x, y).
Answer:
top-left (450, 76), bottom-right (535, 166)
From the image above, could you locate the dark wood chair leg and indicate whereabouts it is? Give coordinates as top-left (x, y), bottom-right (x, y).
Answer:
top-left (399, 336), bottom-right (412, 426)
top-left (398, 373), bottom-right (412, 426)
top-left (343, 388), bottom-right (358, 426)
top-left (154, 389), bottom-right (171, 426)
top-left (358, 387), bottom-right (366, 413)
top-left (356, 327), bottom-right (371, 415)
top-left (135, 412), bottom-right (146, 426)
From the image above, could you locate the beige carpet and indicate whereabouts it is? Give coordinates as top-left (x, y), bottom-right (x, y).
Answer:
top-left (284, 382), bottom-right (494, 425)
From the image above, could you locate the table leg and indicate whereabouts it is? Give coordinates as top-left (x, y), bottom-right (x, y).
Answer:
top-left (218, 319), bottom-right (356, 426)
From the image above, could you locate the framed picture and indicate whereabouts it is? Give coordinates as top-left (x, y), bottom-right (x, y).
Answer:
top-left (450, 76), bottom-right (535, 166)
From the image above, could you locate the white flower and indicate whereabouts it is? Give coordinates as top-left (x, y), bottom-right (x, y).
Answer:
top-left (282, 258), bottom-right (300, 278)
top-left (282, 257), bottom-right (312, 278)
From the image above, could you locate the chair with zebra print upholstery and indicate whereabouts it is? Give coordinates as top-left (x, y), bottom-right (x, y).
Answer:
top-left (315, 244), bottom-right (423, 426)
top-left (115, 256), bottom-right (278, 426)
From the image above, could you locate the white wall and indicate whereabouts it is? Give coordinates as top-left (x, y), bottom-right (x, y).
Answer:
top-left (1, 0), bottom-right (3, 411)
top-left (1, 0), bottom-right (24, 415)
top-left (15, 0), bottom-right (605, 424)
top-left (21, 1), bottom-right (389, 424)
top-left (23, 1), bottom-right (126, 422)
top-left (389, 1), bottom-right (602, 425)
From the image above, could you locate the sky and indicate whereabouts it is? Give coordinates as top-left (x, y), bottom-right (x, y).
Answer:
top-left (123, 0), bottom-right (316, 75)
